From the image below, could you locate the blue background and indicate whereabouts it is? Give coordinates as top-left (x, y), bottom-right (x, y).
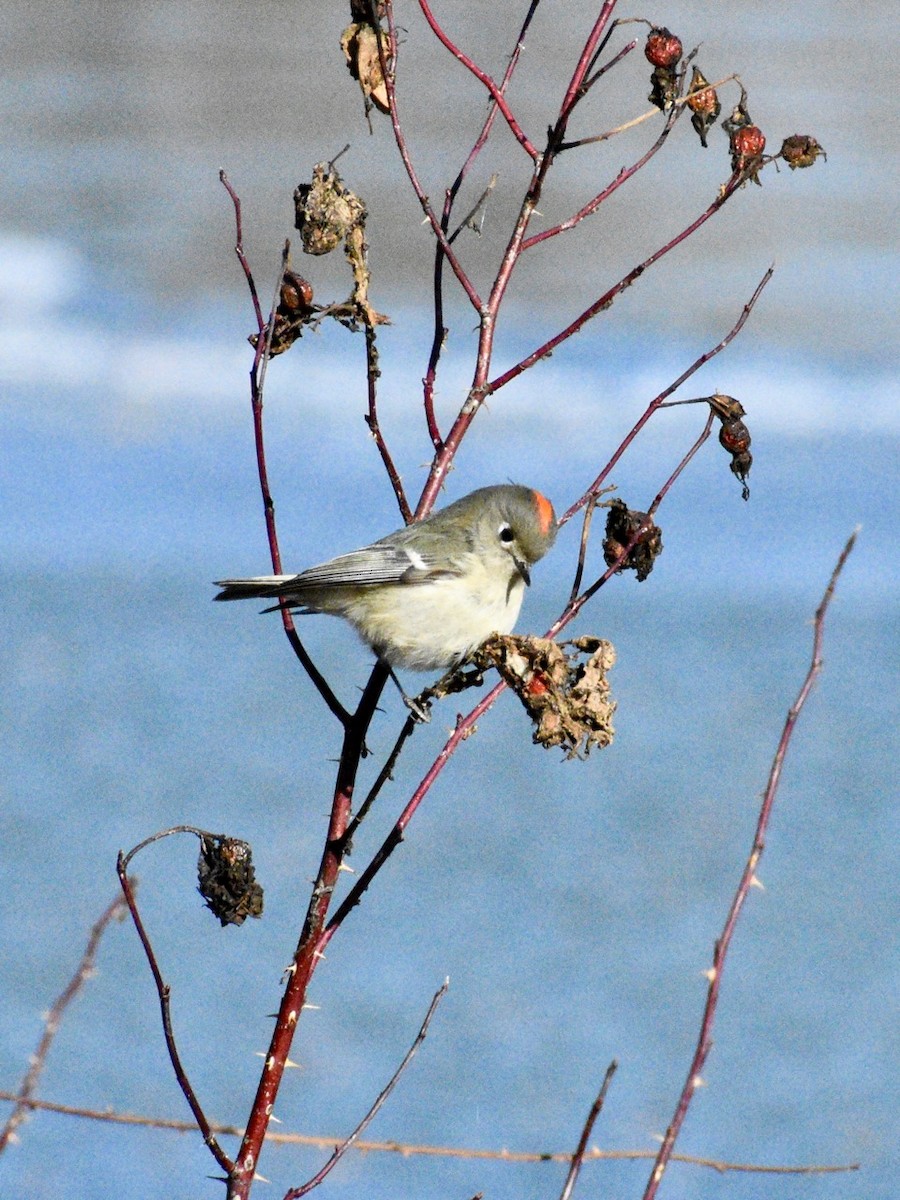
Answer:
top-left (1, 2), bottom-right (897, 1198)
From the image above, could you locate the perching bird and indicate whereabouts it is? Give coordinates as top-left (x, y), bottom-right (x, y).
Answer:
top-left (214, 484), bottom-right (557, 672)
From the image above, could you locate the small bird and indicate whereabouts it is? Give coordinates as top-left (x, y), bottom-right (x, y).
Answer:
top-left (214, 484), bottom-right (557, 672)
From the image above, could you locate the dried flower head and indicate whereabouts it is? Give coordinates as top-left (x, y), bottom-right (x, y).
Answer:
top-left (197, 835), bottom-right (264, 927)
top-left (780, 134), bottom-right (826, 169)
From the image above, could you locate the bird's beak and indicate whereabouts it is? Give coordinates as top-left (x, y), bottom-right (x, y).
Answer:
top-left (514, 557), bottom-right (531, 586)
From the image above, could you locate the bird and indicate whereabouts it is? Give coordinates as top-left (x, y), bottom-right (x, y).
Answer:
top-left (214, 484), bottom-right (557, 673)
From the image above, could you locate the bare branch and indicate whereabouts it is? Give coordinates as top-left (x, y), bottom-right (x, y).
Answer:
top-left (641, 530), bottom-right (859, 1200)
top-left (416, 0), bottom-right (540, 159)
top-left (489, 173), bottom-right (745, 396)
top-left (0, 894), bottom-right (129, 1156)
top-left (284, 981), bottom-right (449, 1197)
top-left (116, 848), bottom-right (233, 1174)
top-left (559, 1061), bottom-right (618, 1200)
top-left (229, 663), bottom-right (390, 1199)
top-left (561, 266), bottom-right (774, 525)
top-left (0, 1091), bottom-right (860, 1176)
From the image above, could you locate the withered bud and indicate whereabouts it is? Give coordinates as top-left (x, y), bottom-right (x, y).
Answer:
top-left (294, 163), bottom-right (366, 256)
top-left (686, 67), bottom-right (721, 148)
top-left (707, 393), bottom-right (746, 422)
top-left (722, 100), bottom-right (753, 135)
top-left (280, 270), bottom-right (314, 315)
top-left (644, 27), bottom-right (683, 68)
top-left (780, 134), bottom-right (826, 169)
top-left (603, 499), bottom-right (663, 582)
top-left (648, 65), bottom-right (679, 111)
top-left (197, 835), bottom-right (264, 927)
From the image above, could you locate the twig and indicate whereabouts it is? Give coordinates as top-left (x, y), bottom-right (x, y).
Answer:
top-left (561, 266), bottom-right (774, 525)
top-left (343, 712), bottom-right (419, 847)
top-left (647, 410), bottom-right (715, 516)
top-left (318, 681), bottom-right (508, 948)
top-left (116, 845), bottom-right (233, 1174)
top-left (377, 3), bottom-right (482, 313)
top-left (559, 73), bottom-right (738, 151)
top-left (568, 491), bottom-right (601, 604)
top-left (364, 322), bottom-right (411, 522)
top-left (641, 530), bottom-right (859, 1200)
top-left (558, 1), bottom-right (620, 124)
top-left (416, 0), bottom-right (539, 160)
top-left (219, 174), bottom-right (349, 725)
top-left (0, 1092), bottom-right (860, 1175)
top-left (219, 171), bottom-right (265, 333)
top-left (489, 172), bottom-right (745, 397)
top-left (423, 3), bottom-right (540, 449)
top-left (521, 105), bottom-right (680, 252)
top-left (559, 1061), bottom-right (618, 1200)
top-left (284, 981), bottom-right (449, 1197)
top-left (0, 893), bottom-right (129, 1156)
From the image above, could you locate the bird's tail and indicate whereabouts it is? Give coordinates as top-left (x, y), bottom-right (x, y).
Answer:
top-left (213, 576), bottom-right (296, 603)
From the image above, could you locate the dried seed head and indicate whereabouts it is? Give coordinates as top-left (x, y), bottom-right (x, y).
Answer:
top-left (294, 163), bottom-right (366, 256)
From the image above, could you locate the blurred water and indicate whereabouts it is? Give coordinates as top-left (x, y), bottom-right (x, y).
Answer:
top-left (1, 566), bottom-right (896, 1199)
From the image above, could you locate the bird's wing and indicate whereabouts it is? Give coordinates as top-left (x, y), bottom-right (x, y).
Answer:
top-left (290, 542), bottom-right (459, 589)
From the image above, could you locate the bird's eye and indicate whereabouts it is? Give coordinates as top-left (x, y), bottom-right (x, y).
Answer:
top-left (498, 523), bottom-right (515, 543)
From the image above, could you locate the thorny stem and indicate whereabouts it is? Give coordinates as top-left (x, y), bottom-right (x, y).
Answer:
top-left (0, 893), bottom-right (129, 1156)
top-left (641, 531), bottom-right (858, 1200)
top-left (284, 981), bottom-right (448, 1198)
top-left (228, 662), bottom-right (389, 1199)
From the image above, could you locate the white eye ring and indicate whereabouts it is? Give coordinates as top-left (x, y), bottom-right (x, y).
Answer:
top-left (498, 523), bottom-right (514, 543)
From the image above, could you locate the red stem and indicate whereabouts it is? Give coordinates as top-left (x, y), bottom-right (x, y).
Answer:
top-left (379, 4), bottom-right (482, 314)
top-left (423, 2), bottom-right (541, 452)
top-left (416, 0), bottom-right (539, 160)
top-left (490, 172), bottom-right (744, 396)
top-left (228, 665), bottom-right (389, 1198)
top-left (558, 0), bottom-right (620, 121)
top-left (561, 264), bottom-right (773, 525)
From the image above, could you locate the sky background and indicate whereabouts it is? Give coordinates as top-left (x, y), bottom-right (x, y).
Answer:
top-left (1, 2), bottom-right (897, 1199)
